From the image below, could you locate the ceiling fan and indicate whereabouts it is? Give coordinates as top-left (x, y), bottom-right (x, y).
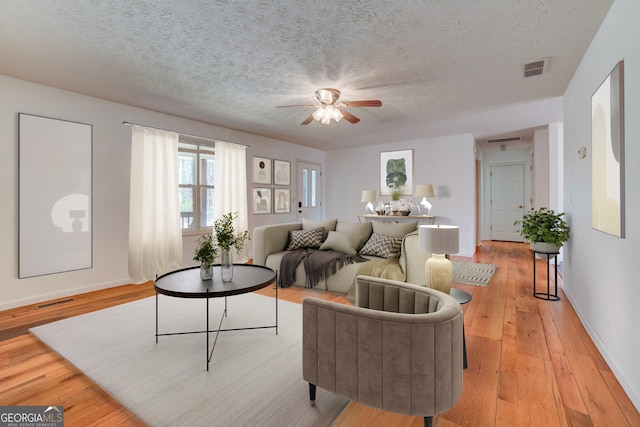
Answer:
top-left (276, 88), bottom-right (382, 125)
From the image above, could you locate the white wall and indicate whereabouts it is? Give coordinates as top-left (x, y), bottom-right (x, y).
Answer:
top-left (324, 134), bottom-right (477, 256)
top-left (533, 128), bottom-right (550, 209)
top-left (0, 75), bottom-right (323, 310)
top-left (548, 122), bottom-right (564, 214)
top-left (563, 0), bottom-right (640, 409)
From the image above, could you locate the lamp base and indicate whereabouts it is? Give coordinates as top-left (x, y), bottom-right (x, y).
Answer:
top-left (365, 202), bottom-right (374, 214)
top-left (425, 253), bottom-right (453, 294)
top-left (418, 197), bottom-right (432, 215)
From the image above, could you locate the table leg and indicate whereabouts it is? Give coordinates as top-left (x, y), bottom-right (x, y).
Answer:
top-left (462, 323), bottom-right (468, 369)
top-left (206, 297), bottom-right (209, 371)
top-left (533, 252), bottom-right (560, 301)
top-left (533, 251), bottom-right (537, 296)
top-left (155, 291), bottom-right (158, 344)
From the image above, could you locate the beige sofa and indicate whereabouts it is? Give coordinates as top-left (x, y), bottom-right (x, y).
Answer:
top-left (302, 276), bottom-right (464, 426)
top-left (252, 218), bottom-right (428, 294)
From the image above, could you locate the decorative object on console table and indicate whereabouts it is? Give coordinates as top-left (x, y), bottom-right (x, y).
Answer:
top-left (390, 186), bottom-right (402, 215)
top-left (398, 198), bottom-right (414, 216)
top-left (415, 184), bottom-right (435, 215)
top-left (358, 214), bottom-right (435, 225)
top-left (361, 190), bottom-right (377, 214)
top-left (419, 225), bottom-right (459, 294)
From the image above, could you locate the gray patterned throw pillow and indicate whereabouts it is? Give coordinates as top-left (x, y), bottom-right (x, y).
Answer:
top-left (287, 227), bottom-right (323, 250)
top-left (359, 232), bottom-right (403, 258)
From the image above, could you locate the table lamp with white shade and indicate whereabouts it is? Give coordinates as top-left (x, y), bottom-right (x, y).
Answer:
top-left (361, 190), bottom-right (377, 214)
top-left (414, 184), bottom-right (435, 215)
top-left (418, 225), bottom-right (459, 294)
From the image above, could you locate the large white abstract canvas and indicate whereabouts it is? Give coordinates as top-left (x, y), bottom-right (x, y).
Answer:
top-left (19, 114), bottom-right (93, 278)
top-left (591, 61), bottom-right (625, 238)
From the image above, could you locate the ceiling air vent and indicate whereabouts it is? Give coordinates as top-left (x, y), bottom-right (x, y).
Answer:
top-left (486, 136), bottom-right (521, 144)
top-left (523, 58), bottom-right (548, 78)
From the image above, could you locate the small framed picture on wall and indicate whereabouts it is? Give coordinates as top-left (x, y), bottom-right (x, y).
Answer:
top-left (253, 156), bottom-right (272, 184)
top-left (253, 188), bottom-right (272, 214)
top-left (274, 188), bottom-right (290, 213)
top-left (273, 159), bottom-right (291, 186)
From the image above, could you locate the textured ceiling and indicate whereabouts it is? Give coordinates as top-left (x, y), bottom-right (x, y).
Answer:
top-left (0, 0), bottom-right (613, 150)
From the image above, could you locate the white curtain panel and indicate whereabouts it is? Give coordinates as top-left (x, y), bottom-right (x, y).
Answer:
top-left (214, 141), bottom-right (249, 263)
top-left (128, 126), bottom-right (183, 282)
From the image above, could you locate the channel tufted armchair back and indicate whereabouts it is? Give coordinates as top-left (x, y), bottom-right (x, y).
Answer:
top-left (302, 275), bottom-right (463, 427)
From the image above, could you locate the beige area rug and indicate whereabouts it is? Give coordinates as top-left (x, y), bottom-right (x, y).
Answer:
top-left (452, 261), bottom-right (497, 287)
top-left (30, 293), bottom-right (347, 427)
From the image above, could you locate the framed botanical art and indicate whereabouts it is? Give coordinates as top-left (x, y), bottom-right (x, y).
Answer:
top-left (274, 188), bottom-right (291, 213)
top-left (273, 159), bottom-right (291, 186)
top-left (380, 149), bottom-right (413, 196)
top-left (253, 188), bottom-right (272, 214)
top-left (592, 60), bottom-right (625, 238)
top-left (253, 156), bottom-right (271, 184)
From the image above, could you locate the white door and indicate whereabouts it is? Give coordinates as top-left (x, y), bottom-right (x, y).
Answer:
top-left (491, 164), bottom-right (525, 241)
top-left (296, 161), bottom-right (322, 221)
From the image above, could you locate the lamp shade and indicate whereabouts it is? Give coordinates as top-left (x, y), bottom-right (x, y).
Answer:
top-left (414, 184), bottom-right (435, 198)
top-left (361, 190), bottom-right (377, 203)
top-left (419, 225), bottom-right (459, 254)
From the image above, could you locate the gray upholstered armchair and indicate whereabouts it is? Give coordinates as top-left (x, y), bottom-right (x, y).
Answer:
top-left (302, 275), bottom-right (464, 427)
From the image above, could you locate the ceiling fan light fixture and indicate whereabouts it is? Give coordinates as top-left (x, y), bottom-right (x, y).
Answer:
top-left (313, 104), bottom-right (343, 125)
top-left (316, 88), bottom-right (341, 104)
top-left (278, 87), bottom-right (378, 126)
top-left (312, 106), bottom-right (325, 121)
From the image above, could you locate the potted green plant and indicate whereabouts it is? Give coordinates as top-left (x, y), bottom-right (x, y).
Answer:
top-left (390, 186), bottom-right (402, 215)
top-left (213, 212), bottom-right (249, 282)
top-left (193, 234), bottom-right (218, 280)
top-left (514, 207), bottom-right (570, 253)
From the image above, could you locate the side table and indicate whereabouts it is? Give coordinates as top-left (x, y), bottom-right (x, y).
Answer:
top-left (449, 287), bottom-right (471, 369)
top-left (532, 250), bottom-right (560, 301)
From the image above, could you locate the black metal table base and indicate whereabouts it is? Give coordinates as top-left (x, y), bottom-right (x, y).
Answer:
top-left (155, 284), bottom-right (279, 371)
top-left (533, 251), bottom-right (560, 301)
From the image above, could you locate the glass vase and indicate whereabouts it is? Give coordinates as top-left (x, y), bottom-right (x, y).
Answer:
top-left (221, 250), bottom-right (233, 282)
top-left (200, 264), bottom-right (213, 280)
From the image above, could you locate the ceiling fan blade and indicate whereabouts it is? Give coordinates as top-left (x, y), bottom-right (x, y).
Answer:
top-left (340, 100), bottom-right (382, 108)
top-left (301, 115), bottom-right (314, 125)
top-left (276, 104), bottom-right (316, 108)
top-left (340, 109), bottom-right (360, 124)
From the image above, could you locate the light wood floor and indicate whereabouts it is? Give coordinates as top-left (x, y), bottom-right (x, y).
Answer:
top-left (1, 241), bottom-right (638, 426)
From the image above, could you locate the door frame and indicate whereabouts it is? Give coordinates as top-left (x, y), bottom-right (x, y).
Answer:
top-left (295, 160), bottom-right (323, 221)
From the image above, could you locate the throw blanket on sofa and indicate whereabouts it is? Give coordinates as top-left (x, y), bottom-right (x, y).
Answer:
top-left (345, 257), bottom-right (405, 304)
top-left (279, 249), bottom-right (368, 288)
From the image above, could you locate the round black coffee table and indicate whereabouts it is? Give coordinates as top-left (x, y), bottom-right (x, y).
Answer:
top-left (154, 264), bottom-right (277, 371)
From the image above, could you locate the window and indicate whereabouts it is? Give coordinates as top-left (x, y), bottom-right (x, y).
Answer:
top-left (178, 141), bottom-right (215, 233)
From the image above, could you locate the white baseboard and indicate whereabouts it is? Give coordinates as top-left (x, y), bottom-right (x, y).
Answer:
top-left (0, 279), bottom-right (132, 312)
top-left (563, 286), bottom-right (640, 412)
